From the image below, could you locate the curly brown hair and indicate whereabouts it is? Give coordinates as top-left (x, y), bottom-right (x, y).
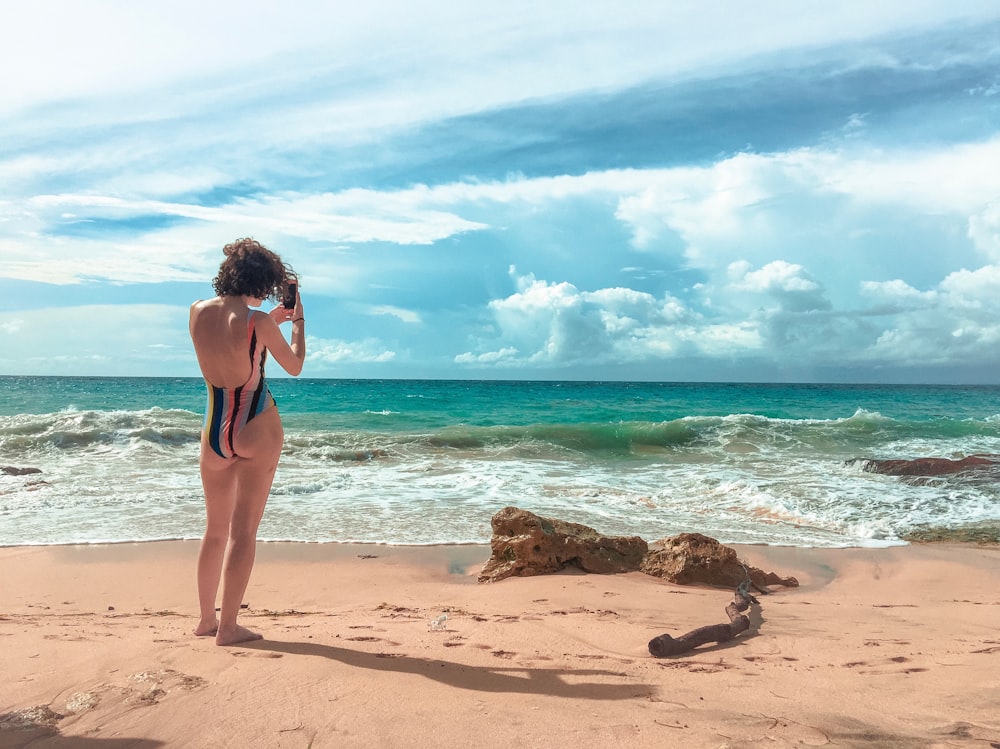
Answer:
top-left (212, 238), bottom-right (295, 301)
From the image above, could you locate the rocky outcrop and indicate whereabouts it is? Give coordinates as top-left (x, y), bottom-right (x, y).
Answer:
top-left (640, 532), bottom-right (798, 589)
top-left (478, 508), bottom-right (798, 589)
top-left (478, 506), bottom-right (648, 582)
top-left (1, 466), bottom-right (42, 476)
top-left (853, 454), bottom-right (999, 476)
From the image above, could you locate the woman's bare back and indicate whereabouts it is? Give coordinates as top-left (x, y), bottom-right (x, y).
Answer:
top-left (190, 297), bottom-right (258, 389)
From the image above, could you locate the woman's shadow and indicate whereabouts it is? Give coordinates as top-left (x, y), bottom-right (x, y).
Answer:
top-left (243, 638), bottom-right (654, 701)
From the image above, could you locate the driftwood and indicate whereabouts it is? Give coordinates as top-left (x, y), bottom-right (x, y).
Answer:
top-left (648, 581), bottom-right (759, 657)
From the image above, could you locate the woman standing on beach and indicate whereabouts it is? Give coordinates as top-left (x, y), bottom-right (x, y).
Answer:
top-left (189, 238), bottom-right (305, 645)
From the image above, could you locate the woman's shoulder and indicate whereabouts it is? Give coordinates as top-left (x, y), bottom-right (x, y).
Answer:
top-left (191, 298), bottom-right (214, 314)
top-left (191, 297), bottom-right (233, 318)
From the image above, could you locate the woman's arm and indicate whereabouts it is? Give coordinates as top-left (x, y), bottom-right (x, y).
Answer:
top-left (255, 292), bottom-right (306, 376)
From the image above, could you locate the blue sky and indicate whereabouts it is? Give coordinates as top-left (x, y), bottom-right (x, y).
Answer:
top-left (2, 1), bottom-right (999, 382)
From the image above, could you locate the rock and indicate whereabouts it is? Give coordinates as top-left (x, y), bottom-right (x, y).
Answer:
top-left (478, 507), bottom-right (648, 582)
top-left (1, 466), bottom-right (43, 476)
top-left (900, 521), bottom-right (1000, 545)
top-left (477, 508), bottom-right (799, 590)
top-left (853, 454), bottom-right (999, 476)
top-left (640, 532), bottom-right (798, 589)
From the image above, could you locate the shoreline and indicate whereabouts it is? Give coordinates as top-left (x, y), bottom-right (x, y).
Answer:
top-left (5, 525), bottom-right (998, 551)
top-left (3, 541), bottom-right (1000, 747)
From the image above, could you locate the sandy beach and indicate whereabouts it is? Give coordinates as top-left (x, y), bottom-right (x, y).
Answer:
top-left (2, 540), bottom-right (999, 748)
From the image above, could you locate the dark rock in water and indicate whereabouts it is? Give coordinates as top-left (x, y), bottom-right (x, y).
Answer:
top-left (901, 521), bottom-right (1000, 545)
top-left (853, 454), bottom-right (999, 476)
top-left (478, 506), bottom-right (648, 582)
top-left (1, 466), bottom-right (43, 476)
top-left (640, 532), bottom-right (798, 589)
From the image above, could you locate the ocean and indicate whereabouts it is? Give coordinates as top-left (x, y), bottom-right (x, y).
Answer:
top-left (2, 376), bottom-right (1000, 548)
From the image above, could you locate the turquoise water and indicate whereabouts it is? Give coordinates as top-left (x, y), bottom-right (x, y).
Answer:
top-left (3, 376), bottom-right (1000, 547)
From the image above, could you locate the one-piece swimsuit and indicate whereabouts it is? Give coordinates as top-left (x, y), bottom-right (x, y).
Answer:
top-left (203, 311), bottom-right (276, 459)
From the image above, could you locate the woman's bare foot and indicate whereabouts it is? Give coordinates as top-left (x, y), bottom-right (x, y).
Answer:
top-left (194, 619), bottom-right (219, 637)
top-left (216, 624), bottom-right (263, 646)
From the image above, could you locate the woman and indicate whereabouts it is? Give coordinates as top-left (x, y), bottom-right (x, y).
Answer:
top-left (189, 238), bottom-right (305, 645)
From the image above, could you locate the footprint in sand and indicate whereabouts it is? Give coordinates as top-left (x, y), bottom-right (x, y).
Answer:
top-left (972, 642), bottom-right (1000, 654)
top-left (122, 668), bottom-right (209, 705)
top-left (843, 656), bottom-right (930, 675)
top-left (657, 660), bottom-right (734, 673)
top-left (744, 655), bottom-right (799, 664)
top-left (375, 604), bottom-right (422, 619)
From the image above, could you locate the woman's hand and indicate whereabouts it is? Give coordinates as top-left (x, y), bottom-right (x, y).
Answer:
top-left (269, 284), bottom-right (303, 325)
top-left (269, 304), bottom-right (295, 324)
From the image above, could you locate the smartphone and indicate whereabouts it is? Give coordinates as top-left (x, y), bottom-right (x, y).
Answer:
top-left (283, 282), bottom-right (297, 309)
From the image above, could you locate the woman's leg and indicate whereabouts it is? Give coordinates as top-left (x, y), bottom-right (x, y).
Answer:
top-left (215, 407), bottom-right (284, 645)
top-left (195, 445), bottom-right (237, 636)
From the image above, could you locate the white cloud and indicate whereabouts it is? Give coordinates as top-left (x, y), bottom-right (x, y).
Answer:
top-left (938, 264), bottom-right (1000, 310)
top-left (0, 232), bottom-right (213, 286)
top-left (7, 137), bottom-right (1000, 287)
top-left (731, 260), bottom-right (819, 294)
top-left (367, 305), bottom-right (423, 324)
top-left (459, 267), bottom-right (765, 367)
top-left (728, 260), bottom-right (830, 312)
top-left (306, 336), bottom-right (397, 366)
top-left (856, 264), bottom-right (1000, 366)
top-left (860, 279), bottom-right (937, 311)
top-left (612, 139), bottom-right (1000, 271)
top-left (6, 0), bottom-right (993, 119)
top-left (454, 347), bottom-right (519, 364)
top-left (0, 189), bottom-right (488, 285)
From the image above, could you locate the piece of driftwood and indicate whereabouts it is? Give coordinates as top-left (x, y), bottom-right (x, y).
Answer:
top-left (648, 581), bottom-right (759, 657)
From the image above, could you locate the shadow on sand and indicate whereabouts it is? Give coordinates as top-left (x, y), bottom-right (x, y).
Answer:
top-left (243, 638), bottom-right (654, 700)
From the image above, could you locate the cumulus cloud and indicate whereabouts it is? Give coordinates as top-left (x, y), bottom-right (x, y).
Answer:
top-left (855, 264), bottom-right (1000, 366)
top-left (612, 139), bottom-right (1000, 272)
top-left (728, 259), bottom-right (830, 312)
top-left (306, 336), bottom-right (396, 366)
top-left (860, 279), bottom-right (937, 313)
top-left (457, 267), bottom-right (763, 368)
top-left (454, 346), bottom-right (519, 364)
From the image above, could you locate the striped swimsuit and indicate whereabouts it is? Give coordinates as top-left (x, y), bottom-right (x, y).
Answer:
top-left (203, 311), bottom-right (276, 459)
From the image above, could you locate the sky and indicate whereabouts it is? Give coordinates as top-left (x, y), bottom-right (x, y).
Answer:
top-left (2, 1), bottom-right (999, 383)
